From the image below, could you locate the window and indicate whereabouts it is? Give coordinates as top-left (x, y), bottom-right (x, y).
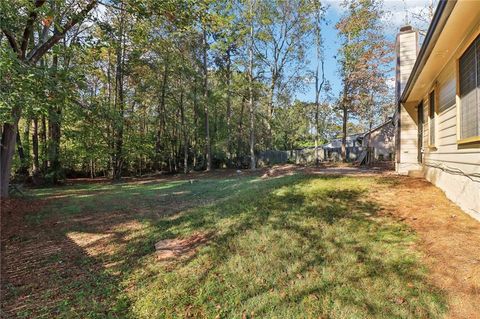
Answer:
top-left (429, 90), bottom-right (435, 146)
top-left (458, 35), bottom-right (480, 141)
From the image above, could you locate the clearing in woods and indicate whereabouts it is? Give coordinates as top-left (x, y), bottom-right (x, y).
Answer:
top-left (1, 165), bottom-right (479, 318)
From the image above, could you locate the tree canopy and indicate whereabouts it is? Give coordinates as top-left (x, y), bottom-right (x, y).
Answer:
top-left (1, 0), bottom-right (397, 196)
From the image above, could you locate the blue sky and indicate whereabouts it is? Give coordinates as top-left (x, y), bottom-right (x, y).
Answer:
top-left (296, 0), bottom-right (434, 102)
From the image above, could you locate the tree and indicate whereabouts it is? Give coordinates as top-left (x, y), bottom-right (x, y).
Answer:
top-left (1, 0), bottom-right (331, 189)
top-left (247, 0), bottom-right (256, 169)
top-left (255, 0), bottom-right (315, 148)
top-left (402, 0), bottom-right (435, 38)
top-left (273, 101), bottom-right (312, 150)
top-left (0, 0), bottom-right (98, 197)
top-left (312, 0), bottom-right (326, 166)
top-left (336, 0), bottom-right (390, 162)
top-left (112, 1), bottom-right (126, 180)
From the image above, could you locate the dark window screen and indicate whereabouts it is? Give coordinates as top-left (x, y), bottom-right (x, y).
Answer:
top-left (459, 35), bottom-right (479, 139)
top-left (429, 91), bottom-right (435, 145)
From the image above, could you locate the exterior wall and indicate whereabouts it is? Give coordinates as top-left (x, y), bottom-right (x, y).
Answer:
top-left (395, 30), bottom-right (418, 101)
top-left (395, 28), bottom-right (420, 174)
top-left (395, 3), bottom-right (480, 220)
top-left (419, 52), bottom-right (480, 220)
top-left (363, 122), bottom-right (395, 160)
top-left (404, 20), bottom-right (480, 220)
top-left (424, 166), bottom-right (480, 220)
top-left (397, 101), bottom-right (421, 174)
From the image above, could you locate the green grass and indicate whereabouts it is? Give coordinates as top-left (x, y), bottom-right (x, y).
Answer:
top-left (12, 173), bottom-right (446, 318)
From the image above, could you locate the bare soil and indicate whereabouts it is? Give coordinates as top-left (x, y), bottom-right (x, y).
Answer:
top-left (155, 232), bottom-right (212, 261)
top-left (369, 176), bottom-right (480, 319)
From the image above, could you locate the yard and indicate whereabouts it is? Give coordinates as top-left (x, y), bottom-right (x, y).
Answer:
top-left (1, 166), bottom-right (479, 319)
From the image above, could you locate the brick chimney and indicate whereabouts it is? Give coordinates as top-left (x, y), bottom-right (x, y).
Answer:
top-left (395, 26), bottom-right (418, 102)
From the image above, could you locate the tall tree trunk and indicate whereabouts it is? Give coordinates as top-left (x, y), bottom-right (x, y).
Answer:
top-left (313, 0), bottom-right (325, 166)
top-left (236, 96), bottom-right (246, 168)
top-left (16, 130), bottom-right (28, 175)
top-left (179, 88), bottom-right (188, 174)
top-left (90, 159), bottom-right (95, 179)
top-left (48, 54), bottom-right (62, 182)
top-left (156, 57), bottom-right (169, 171)
top-left (315, 60), bottom-right (325, 166)
top-left (113, 7), bottom-right (125, 181)
top-left (202, 28), bottom-right (212, 171)
top-left (21, 118), bottom-right (31, 174)
top-left (225, 48), bottom-right (233, 163)
top-left (266, 75), bottom-right (275, 149)
top-left (248, 1), bottom-right (256, 170)
top-left (32, 117), bottom-right (40, 174)
top-left (193, 84), bottom-right (198, 169)
top-left (341, 104), bottom-right (348, 162)
top-left (41, 115), bottom-right (48, 172)
top-left (107, 48), bottom-right (114, 175)
top-left (0, 116), bottom-right (20, 197)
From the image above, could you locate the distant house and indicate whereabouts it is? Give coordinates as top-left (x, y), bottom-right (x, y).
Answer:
top-left (394, 0), bottom-right (480, 220)
top-left (322, 120), bottom-right (395, 163)
top-left (361, 119), bottom-right (395, 161)
top-left (323, 133), bottom-right (363, 161)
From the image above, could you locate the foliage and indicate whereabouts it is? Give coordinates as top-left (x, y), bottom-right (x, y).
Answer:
top-left (1, 0), bottom-right (395, 185)
top-left (334, 0), bottom-right (392, 160)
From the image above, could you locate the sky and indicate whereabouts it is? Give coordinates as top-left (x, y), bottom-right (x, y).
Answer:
top-left (296, 0), bottom-right (435, 102)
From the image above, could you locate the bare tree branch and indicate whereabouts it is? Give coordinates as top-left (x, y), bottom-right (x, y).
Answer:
top-left (2, 29), bottom-right (20, 55)
top-left (20, 0), bottom-right (47, 59)
top-left (27, 0), bottom-right (98, 64)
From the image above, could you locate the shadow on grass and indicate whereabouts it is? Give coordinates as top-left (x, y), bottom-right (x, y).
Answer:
top-left (2, 174), bottom-right (446, 318)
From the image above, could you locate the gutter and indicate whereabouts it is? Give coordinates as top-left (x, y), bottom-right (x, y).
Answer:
top-left (400, 0), bottom-right (457, 103)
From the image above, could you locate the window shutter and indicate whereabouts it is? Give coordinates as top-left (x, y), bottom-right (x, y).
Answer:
top-left (459, 36), bottom-right (479, 139)
top-left (429, 91), bottom-right (435, 145)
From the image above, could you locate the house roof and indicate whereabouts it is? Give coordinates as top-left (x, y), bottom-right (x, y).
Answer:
top-left (361, 119), bottom-right (393, 138)
top-left (323, 134), bottom-right (363, 149)
top-left (400, 0), bottom-right (456, 103)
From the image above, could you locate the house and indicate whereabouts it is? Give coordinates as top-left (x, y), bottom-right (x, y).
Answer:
top-left (360, 119), bottom-right (395, 161)
top-left (394, 0), bottom-right (480, 220)
top-left (322, 120), bottom-right (395, 163)
top-left (323, 133), bottom-right (363, 161)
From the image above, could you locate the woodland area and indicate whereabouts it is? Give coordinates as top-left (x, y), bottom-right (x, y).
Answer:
top-left (0, 0), bottom-right (395, 197)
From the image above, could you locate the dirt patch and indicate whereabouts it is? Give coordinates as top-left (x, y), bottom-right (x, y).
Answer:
top-left (304, 164), bottom-right (396, 177)
top-left (1, 198), bottom-right (158, 317)
top-left (370, 176), bottom-right (480, 319)
top-left (1, 199), bottom-right (47, 234)
top-left (1, 198), bottom-right (99, 317)
top-left (155, 233), bottom-right (211, 261)
top-left (261, 164), bottom-right (304, 179)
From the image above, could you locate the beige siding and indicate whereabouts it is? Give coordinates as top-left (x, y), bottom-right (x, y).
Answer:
top-left (397, 101), bottom-right (421, 173)
top-left (396, 29), bottom-right (420, 174)
top-left (396, 31), bottom-right (418, 100)
top-left (421, 54), bottom-right (480, 219)
top-left (423, 59), bottom-right (480, 175)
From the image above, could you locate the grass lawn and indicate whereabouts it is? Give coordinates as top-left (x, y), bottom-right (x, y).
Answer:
top-left (2, 172), bottom-right (447, 318)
